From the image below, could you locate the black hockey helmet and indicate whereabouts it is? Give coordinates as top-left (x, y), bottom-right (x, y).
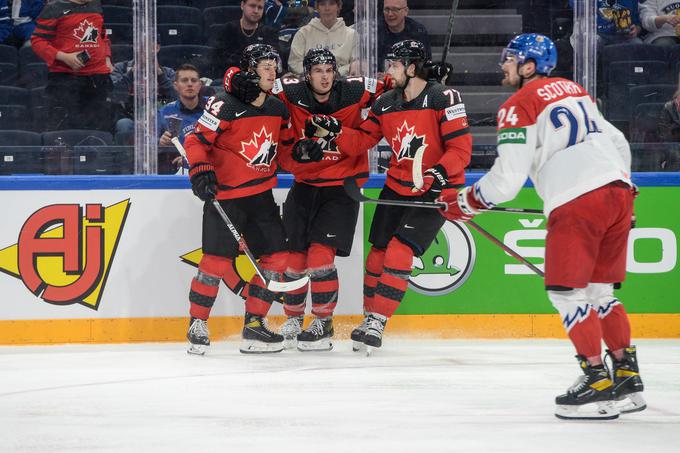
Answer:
top-left (303, 48), bottom-right (337, 77)
top-left (385, 39), bottom-right (427, 65)
top-left (240, 44), bottom-right (282, 73)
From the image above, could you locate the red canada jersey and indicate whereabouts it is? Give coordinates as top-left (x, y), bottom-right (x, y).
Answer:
top-left (271, 76), bottom-right (385, 187)
top-left (336, 82), bottom-right (472, 197)
top-left (184, 93), bottom-right (294, 200)
top-left (31, 0), bottom-right (111, 75)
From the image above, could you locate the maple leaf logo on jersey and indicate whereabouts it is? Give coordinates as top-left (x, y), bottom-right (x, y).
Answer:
top-left (391, 121), bottom-right (427, 161)
top-left (240, 126), bottom-right (277, 167)
top-left (73, 20), bottom-right (99, 44)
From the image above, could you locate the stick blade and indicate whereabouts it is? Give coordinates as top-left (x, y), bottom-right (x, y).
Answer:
top-left (266, 275), bottom-right (310, 292)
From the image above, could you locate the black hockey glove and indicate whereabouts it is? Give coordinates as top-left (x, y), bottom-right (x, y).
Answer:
top-left (413, 164), bottom-right (449, 200)
top-left (189, 163), bottom-right (218, 202)
top-left (304, 114), bottom-right (342, 139)
top-left (224, 67), bottom-right (261, 104)
top-left (427, 62), bottom-right (454, 86)
top-left (292, 139), bottom-right (324, 163)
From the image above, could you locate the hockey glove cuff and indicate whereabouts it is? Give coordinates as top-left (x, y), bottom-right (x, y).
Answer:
top-left (189, 163), bottom-right (218, 202)
top-left (304, 115), bottom-right (342, 139)
top-left (292, 139), bottom-right (324, 163)
top-left (223, 67), bottom-right (261, 104)
top-left (412, 164), bottom-right (448, 199)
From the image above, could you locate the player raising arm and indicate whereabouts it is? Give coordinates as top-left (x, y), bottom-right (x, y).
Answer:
top-left (438, 34), bottom-right (644, 420)
top-left (306, 40), bottom-right (472, 352)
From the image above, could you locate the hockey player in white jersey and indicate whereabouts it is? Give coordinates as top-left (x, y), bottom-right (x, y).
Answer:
top-left (438, 34), bottom-right (645, 420)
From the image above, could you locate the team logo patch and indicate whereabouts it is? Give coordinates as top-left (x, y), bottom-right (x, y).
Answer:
top-left (197, 111), bottom-right (220, 131)
top-left (240, 126), bottom-right (277, 167)
top-left (391, 121), bottom-right (427, 161)
top-left (74, 20), bottom-right (99, 44)
top-left (410, 222), bottom-right (476, 295)
top-left (498, 127), bottom-right (527, 145)
top-left (445, 104), bottom-right (466, 121)
top-left (0, 200), bottom-right (130, 309)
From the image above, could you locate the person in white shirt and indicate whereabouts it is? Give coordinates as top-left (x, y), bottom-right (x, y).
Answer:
top-left (639, 0), bottom-right (680, 45)
top-left (438, 33), bottom-right (645, 421)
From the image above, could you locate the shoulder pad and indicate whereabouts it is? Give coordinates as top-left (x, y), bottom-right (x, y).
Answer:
top-left (280, 77), bottom-right (308, 103)
top-left (203, 93), bottom-right (248, 121)
top-left (425, 84), bottom-right (463, 111)
top-left (263, 95), bottom-right (290, 118)
top-left (371, 89), bottom-right (401, 116)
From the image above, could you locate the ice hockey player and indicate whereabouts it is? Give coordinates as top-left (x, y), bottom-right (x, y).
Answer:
top-left (182, 43), bottom-right (295, 355)
top-left (437, 33), bottom-right (645, 420)
top-left (225, 48), bottom-right (388, 351)
top-left (305, 39), bottom-right (472, 352)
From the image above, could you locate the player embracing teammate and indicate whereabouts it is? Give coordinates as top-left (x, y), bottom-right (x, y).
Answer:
top-left (438, 34), bottom-right (645, 420)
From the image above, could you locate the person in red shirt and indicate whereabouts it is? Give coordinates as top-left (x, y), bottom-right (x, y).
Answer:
top-left (183, 44), bottom-right (295, 355)
top-left (225, 48), bottom-right (387, 351)
top-left (306, 40), bottom-right (472, 352)
top-left (31, 0), bottom-right (112, 131)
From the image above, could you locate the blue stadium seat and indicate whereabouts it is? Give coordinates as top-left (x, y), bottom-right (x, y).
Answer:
top-left (203, 6), bottom-right (242, 34)
top-left (602, 44), bottom-right (668, 64)
top-left (105, 23), bottom-right (133, 44)
top-left (110, 44), bottom-right (133, 63)
top-left (42, 129), bottom-right (114, 147)
top-left (18, 46), bottom-right (41, 66)
top-left (158, 6), bottom-right (203, 26)
top-left (19, 62), bottom-right (48, 89)
top-left (0, 131), bottom-right (44, 175)
top-left (103, 5), bottom-right (132, 24)
top-left (158, 45), bottom-right (213, 77)
top-left (0, 105), bottom-right (29, 130)
top-left (158, 23), bottom-right (202, 45)
top-left (606, 60), bottom-right (671, 121)
top-left (0, 130), bottom-right (41, 146)
top-left (41, 130), bottom-right (115, 175)
top-left (630, 84), bottom-right (676, 108)
top-left (0, 63), bottom-right (18, 86)
top-left (630, 103), bottom-right (665, 143)
top-left (73, 145), bottom-right (134, 175)
top-left (0, 44), bottom-right (18, 65)
top-left (206, 23), bottom-right (226, 47)
top-left (0, 86), bottom-right (29, 105)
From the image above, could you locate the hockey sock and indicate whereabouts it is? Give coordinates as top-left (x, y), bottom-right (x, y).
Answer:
top-left (245, 251), bottom-right (289, 316)
top-left (189, 254), bottom-right (230, 320)
top-left (372, 238), bottom-right (413, 318)
top-left (567, 312), bottom-right (603, 360)
top-left (283, 251), bottom-right (308, 317)
top-left (548, 288), bottom-right (603, 358)
top-left (307, 243), bottom-right (338, 318)
top-left (587, 283), bottom-right (632, 353)
top-left (364, 247), bottom-right (386, 313)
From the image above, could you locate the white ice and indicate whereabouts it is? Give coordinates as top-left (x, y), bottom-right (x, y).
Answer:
top-left (1, 339), bottom-right (679, 452)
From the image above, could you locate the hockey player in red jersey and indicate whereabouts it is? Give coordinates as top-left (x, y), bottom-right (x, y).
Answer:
top-left (182, 44), bottom-right (295, 355)
top-left (225, 48), bottom-right (387, 351)
top-left (305, 39), bottom-right (472, 352)
top-left (438, 34), bottom-right (645, 420)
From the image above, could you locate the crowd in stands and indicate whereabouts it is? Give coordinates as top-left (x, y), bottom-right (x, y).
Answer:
top-left (0, 0), bottom-right (679, 175)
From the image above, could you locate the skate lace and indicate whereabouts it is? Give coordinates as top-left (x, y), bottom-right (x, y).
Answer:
top-left (568, 375), bottom-right (588, 393)
top-left (366, 316), bottom-right (385, 334)
top-left (281, 316), bottom-right (302, 336)
top-left (307, 317), bottom-right (326, 336)
top-left (190, 319), bottom-right (209, 338)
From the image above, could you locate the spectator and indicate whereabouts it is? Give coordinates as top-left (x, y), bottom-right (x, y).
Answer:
top-left (569, 0), bottom-right (642, 47)
top-left (31, 0), bottom-right (112, 131)
top-left (288, 0), bottom-right (357, 76)
top-left (158, 64), bottom-right (206, 173)
top-left (0, 0), bottom-right (44, 47)
top-left (213, 0), bottom-right (279, 76)
top-left (378, 0), bottom-right (431, 70)
top-left (639, 0), bottom-right (680, 46)
top-left (658, 81), bottom-right (680, 142)
top-left (111, 37), bottom-right (176, 146)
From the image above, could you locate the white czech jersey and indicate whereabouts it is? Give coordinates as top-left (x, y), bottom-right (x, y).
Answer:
top-left (475, 77), bottom-right (632, 217)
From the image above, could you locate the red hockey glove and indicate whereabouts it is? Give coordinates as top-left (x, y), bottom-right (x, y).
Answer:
top-left (292, 139), bottom-right (324, 163)
top-left (412, 164), bottom-right (448, 200)
top-left (189, 163), bottom-right (217, 202)
top-left (304, 114), bottom-right (342, 139)
top-left (223, 67), bottom-right (261, 104)
top-left (437, 186), bottom-right (488, 223)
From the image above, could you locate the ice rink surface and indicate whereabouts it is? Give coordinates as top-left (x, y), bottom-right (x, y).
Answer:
top-left (1, 339), bottom-right (678, 452)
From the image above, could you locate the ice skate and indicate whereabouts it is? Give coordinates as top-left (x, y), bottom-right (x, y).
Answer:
top-left (297, 316), bottom-right (333, 352)
top-left (240, 313), bottom-right (284, 354)
top-left (186, 317), bottom-right (210, 355)
top-left (363, 313), bottom-right (387, 356)
top-left (555, 356), bottom-right (619, 420)
top-left (280, 315), bottom-right (304, 350)
top-left (609, 346), bottom-right (646, 414)
top-left (351, 315), bottom-right (370, 352)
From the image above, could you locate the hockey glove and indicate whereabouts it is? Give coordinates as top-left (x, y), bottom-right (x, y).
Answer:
top-left (292, 139), bottom-right (324, 163)
top-left (304, 115), bottom-right (342, 139)
top-left (189, 163), bottom-right (218, 202)
top-left (437, 186), bottom-right (488, 223)
top-left (427, 62), bottom-right (454, 86)
top-left (223, 67), bottom-right (261, 104)
top-left (412, 164), bottom-right (449, 200)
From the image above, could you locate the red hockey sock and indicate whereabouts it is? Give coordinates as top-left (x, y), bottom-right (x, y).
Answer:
top-left (189, 254), bottom-right (229, 320)
top-left (600, 303), bottom-right (631, 352)
top-left (283, 251), bottom-right (308, 317)
top-left (363, 247), bottom-right (385, 313)
top-left (245, 251), bottom-right (289, 316)
top-left (567, 308), bottom-right (603, 358)
top-left (372, 238), bottom-right (413, 318)
top-left (307, 243), bottom-right (338, 318)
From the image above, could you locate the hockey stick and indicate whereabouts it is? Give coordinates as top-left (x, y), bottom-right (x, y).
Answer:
top-left (343, 178), bottom-right (543, 214)
top-left (441, 0), bottom-right (460, 65)
top-left (171, 137), bottom-right (309, 292)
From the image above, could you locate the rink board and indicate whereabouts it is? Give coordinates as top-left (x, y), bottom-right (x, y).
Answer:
top-left (0, 173), bottom-right (678, 344)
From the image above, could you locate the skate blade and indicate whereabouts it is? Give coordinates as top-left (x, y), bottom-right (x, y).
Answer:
top-left (616, 392), bottom-right (647, 414)
top-left (555, 401), bottom-right (620, 420)
top-left (352, 340), bottom-right (366, 352)
top-left (297, 339), bottom-right (333, 352)
top-left (239, 339), bottom-right (284, 354)
top-left (187, 343), bottom-right (208, 355)
top-left (366, 345), bottom-right (379, 356)
top-left (282, 337), bottom-right (298, 350)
